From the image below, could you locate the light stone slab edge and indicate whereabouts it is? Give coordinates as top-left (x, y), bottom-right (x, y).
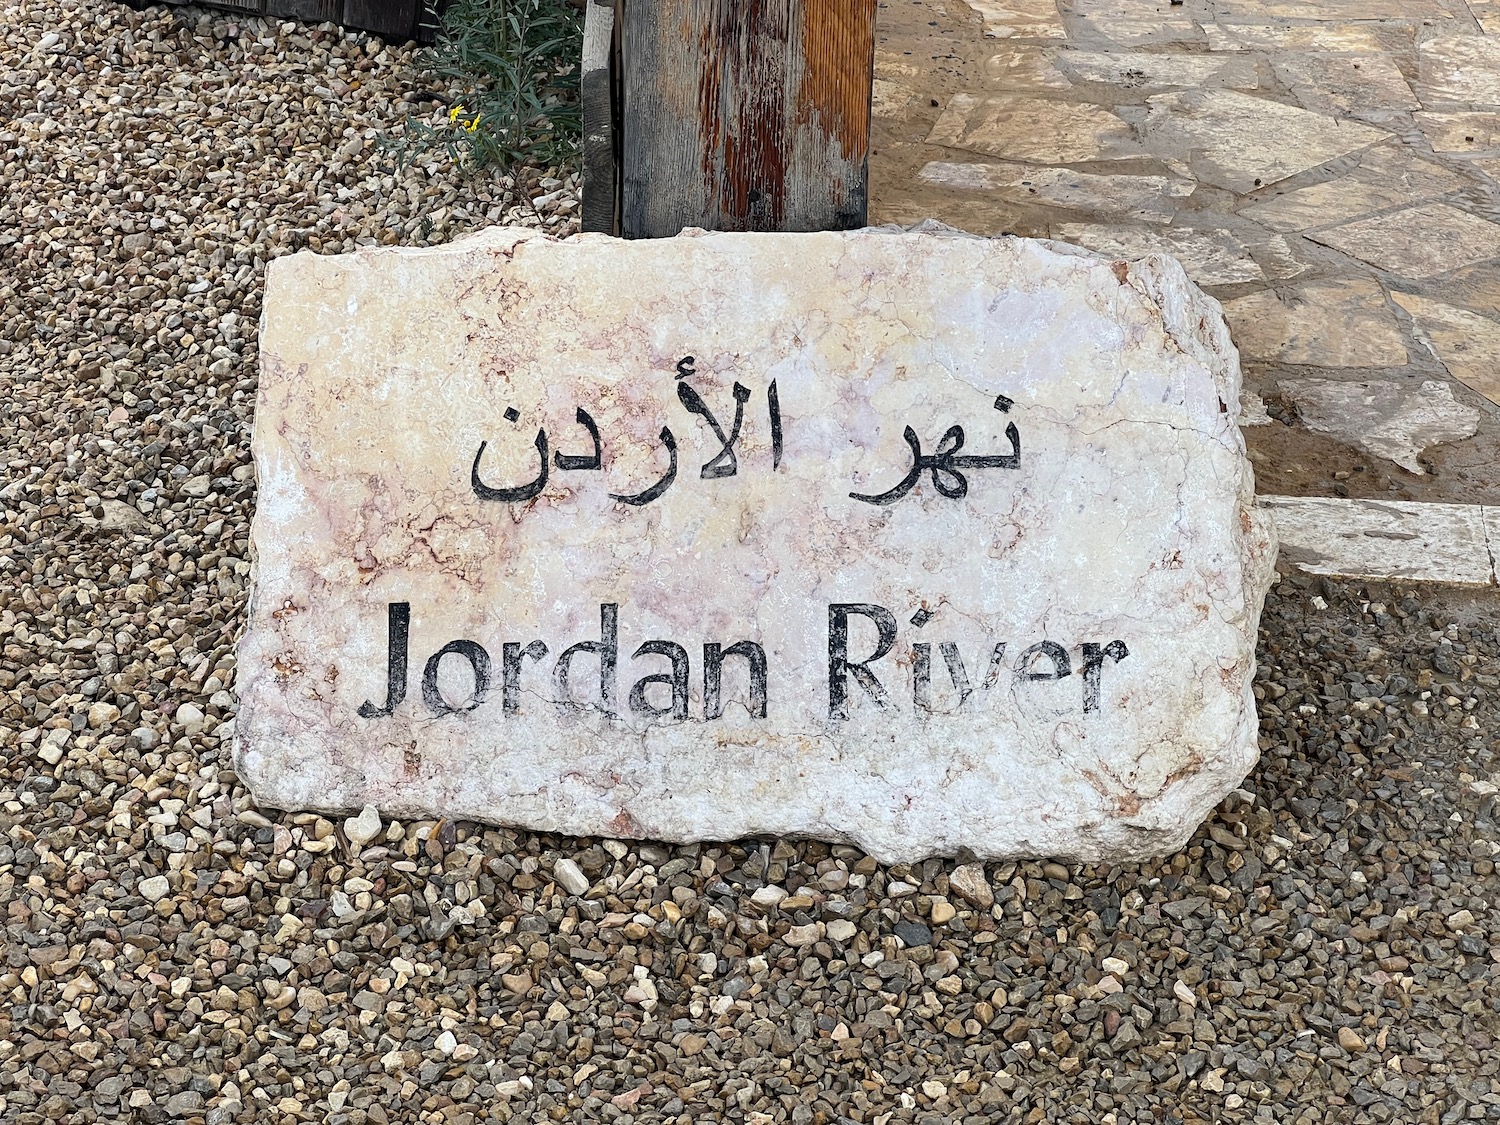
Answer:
top-left (1261, 496), bottom-right (1500, 586)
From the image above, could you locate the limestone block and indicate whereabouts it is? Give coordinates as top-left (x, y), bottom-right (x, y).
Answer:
top-left (1262, 497), bottom-right (1497, 586)
top-left (1280, 377), bottom-right (1481, 474)
top-left (236, 225), bottom-right (1275, 863)
top-left (1311, 203), bottom-right (1500, 280)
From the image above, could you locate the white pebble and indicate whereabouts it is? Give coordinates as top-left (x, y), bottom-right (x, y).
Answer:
top-left (139, 875), bottom-right (171, 902)
top-left (552, 857), bottom-right (591, 896)
top-left (751, 885), bottom-right (787, 908)
top-left (344, 804), bottom-right (382, 847)
top-left (827, 920), bottom-right (858, 943)
top-left (175, 703), bottom-right (205, 733)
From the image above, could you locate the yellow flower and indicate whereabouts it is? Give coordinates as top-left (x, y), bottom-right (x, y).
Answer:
top-left (448, 103), bottom-right (465, 124)
top-left (465, 114), bottom-right (480, 133)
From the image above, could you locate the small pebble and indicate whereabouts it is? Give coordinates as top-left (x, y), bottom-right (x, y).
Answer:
top-left (751, 884), bottom-right (788, 907)
top-left (138, 875), bottom-right (171, 902)
top-left (894, 919), bottom-right (932, 947)
top-left (344, 804), bottom-right (382, 848)
top-left (87, 700), bottom-right (120, 728)
top-left (174, 702), bottom-right (205, 733)
top-left (827, 919), bottom-right (858, 943)
top-left (948, 862), bottom-right (994, 908)
top-left (553, 857), bottom-right (591, 896)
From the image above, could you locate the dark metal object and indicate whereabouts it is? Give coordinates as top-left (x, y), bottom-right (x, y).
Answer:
top-left (150, 0), bottom-right (439, 42)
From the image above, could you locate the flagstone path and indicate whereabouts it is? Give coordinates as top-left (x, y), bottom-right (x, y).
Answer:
top-left (870, 0), bottom-right (1500, 506)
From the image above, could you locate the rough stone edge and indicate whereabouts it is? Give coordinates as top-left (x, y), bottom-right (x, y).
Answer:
top-left (1097, 250), bottom-right (1277, 858)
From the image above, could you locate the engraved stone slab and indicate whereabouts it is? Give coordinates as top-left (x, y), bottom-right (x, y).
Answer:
top-left (237, 226), bottom-right (1276, 863)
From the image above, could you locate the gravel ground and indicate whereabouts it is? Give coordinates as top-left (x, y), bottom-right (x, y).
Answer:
top-left (4, 3), bottom-right (1500, 1124)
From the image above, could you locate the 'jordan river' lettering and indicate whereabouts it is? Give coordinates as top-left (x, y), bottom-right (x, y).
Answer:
top-left (354, 602), bottom-right (1130, 722)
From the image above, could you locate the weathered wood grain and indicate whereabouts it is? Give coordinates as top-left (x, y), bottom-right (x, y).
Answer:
top-left (581, 0), bottom-right (618, 234)
top-left (621, 0), bottom-right (876, 239)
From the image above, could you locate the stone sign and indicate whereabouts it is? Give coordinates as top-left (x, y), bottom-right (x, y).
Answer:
top-left (236, 225), bottom-right (1275, 863)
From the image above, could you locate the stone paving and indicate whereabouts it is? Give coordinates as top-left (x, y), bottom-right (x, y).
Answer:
top-left (870, 0), bottom-right (1500, 506)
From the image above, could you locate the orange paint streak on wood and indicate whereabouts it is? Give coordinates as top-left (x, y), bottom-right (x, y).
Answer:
top-left (625, 0), bottom-right (874, 235)
top-left (696, 0), bottom-right (793, 228)
top-left (797, 0), bottom-right (877, 163)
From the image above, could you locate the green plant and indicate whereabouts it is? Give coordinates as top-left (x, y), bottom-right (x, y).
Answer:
top-left (396, 0), bottom-right (582, 174)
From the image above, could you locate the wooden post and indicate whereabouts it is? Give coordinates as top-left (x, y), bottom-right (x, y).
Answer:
top-left (581, 0), bottom-right (621, 235)
top-left (612, 0), bottom-right (876, 239)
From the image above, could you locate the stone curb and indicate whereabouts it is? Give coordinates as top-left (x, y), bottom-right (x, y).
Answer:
top-left (1260, 496), bottom-right (1500, 587)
